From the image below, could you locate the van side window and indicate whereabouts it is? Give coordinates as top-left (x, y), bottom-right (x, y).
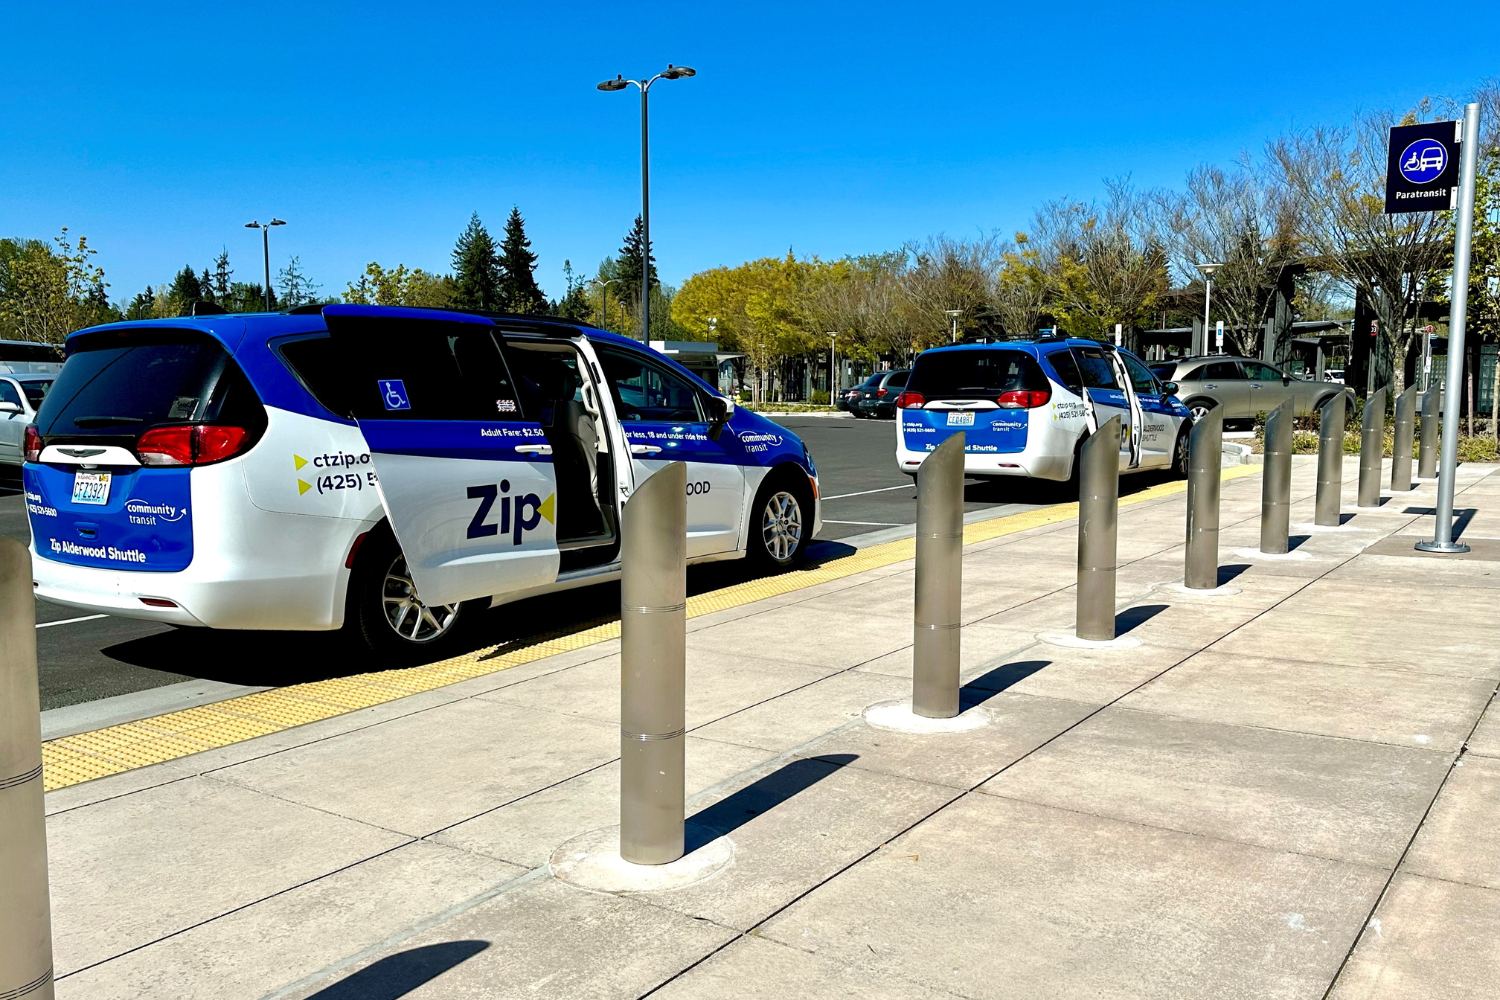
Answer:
top-left (594, 346), bottom-right (704, 422)
top-left (1048, 350), bottom-right (1085, 395)
top-left (304, 327), bottom-right (524, 421)
top-left (1122, 355), bottom-right (1159, 395)
top-left (1072, 348), bottom-right (1121, 390)
top-left (278, 336), bottom-right (352, 417)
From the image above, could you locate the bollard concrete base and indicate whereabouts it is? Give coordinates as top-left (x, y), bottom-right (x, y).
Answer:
top-left (863, 699), bottom-right (994, 734)
top-left (1293, 521), bottom-right (1374, 535)
top-left (1233, 546), bottom-right (1312, 562)
top-left (1156, 581), bottom-right (1242, 599)
top-left (1037, 630), bottom-right (1141, 650)
top-left (550, 824), bottom-right (734, 894)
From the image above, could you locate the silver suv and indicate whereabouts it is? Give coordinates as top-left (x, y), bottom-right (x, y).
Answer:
top-left (1148, 356), bottom-right (1351, 421)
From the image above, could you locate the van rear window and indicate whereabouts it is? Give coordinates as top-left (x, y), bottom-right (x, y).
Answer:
top-left (36, 330), bottom-right (263, 439)
top-left (908, 350), bottom-right (1046, 399)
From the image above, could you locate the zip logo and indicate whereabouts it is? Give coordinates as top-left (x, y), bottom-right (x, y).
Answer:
top-left (465, 480), bottom-right (556, 544)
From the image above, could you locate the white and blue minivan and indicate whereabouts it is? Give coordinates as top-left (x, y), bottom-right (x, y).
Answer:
top-left (24, 306), bottom-right (821, 656)
top-left (895, 337), bottom-right (1194, 482)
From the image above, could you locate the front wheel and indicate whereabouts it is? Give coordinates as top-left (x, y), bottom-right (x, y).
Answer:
top-left (748, 476), bottom-right (811, 569)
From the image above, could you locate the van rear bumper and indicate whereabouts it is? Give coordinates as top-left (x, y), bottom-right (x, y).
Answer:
top-left (31, 547), bottom-right (353, 631)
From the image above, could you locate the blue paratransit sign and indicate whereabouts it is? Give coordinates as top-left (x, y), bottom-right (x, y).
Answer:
top-left (1386, 121), bottom-right (1460, 214)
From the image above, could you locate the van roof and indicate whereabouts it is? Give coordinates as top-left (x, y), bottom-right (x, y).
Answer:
top-left (918, 337), bottom-right (1110, 358)
top-left (66, 306), bottom-right (641, 355)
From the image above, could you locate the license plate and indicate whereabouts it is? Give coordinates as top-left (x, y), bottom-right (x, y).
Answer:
top-left (945, 411), bottom-right (975, 426)
top-left (71, 471), bottom-right (112, 506)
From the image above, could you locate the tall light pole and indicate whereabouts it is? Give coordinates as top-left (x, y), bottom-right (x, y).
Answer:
top-left (944, 309), bottom-right (963, 344)
top-left (596, 277), bottom-right (619, 330)
top-left (245, 218), bottom-right (286, 310)
top-left (1196, 262), bottom-right (1221, 354)
top-left (827, 331), bottom-right (838, 400)
top-left (597, 64), bottom-right (696, 342)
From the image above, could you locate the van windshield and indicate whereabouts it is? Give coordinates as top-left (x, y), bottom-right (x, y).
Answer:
top-left (36, 330), bottom-right (258, 440)
top-left (908, 349), bottom-right (1046, 399)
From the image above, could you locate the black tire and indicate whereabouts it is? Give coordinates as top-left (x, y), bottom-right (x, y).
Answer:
top-left (1171, 425), bottom-right (1191, 479)
top-left (747, 471), bottom-right (813, 570)
top-left (345, 526), bottom-right (479, 660)
top-left (1065, 433), bottom-right (1088, 496)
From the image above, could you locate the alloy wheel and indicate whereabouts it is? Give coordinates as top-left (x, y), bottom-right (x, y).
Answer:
top-left (761, 490), bottom-right (804, 563)
top-left (381, 557), bottom-right (460, 643)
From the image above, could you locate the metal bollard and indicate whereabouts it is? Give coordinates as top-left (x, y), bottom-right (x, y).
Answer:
top-left (1315, 393), bottom-right (1346, 527)
top-left (0, 539), bottom-right (54, 1000)
top-left (1390, 385), bottom-right (1417, 492)
top-left (913, 433), bottom-right (964, 718)
top-left (1260, 400), bottom-right (1294, 554)
top-left (1358, 387), bottom-right (1387, 508)
top-left (1183, 408), bottom-right (1223, 590)
top-left (1418, 386), bottom-right (1439, 480)
top-left (619, 462), bottom-right (687, 866)
top-left (1077, 416), bottom-right (1121, 641)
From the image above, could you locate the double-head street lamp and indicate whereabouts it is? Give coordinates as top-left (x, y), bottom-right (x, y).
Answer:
top-left (245, 218), bottom-right (286, 310)
top-left (596, 277), bottom-right (619, 331)
top-left (597, 64), bottom-right (696, 342)
top-left (1196, 262), bottom-right (1222, 354)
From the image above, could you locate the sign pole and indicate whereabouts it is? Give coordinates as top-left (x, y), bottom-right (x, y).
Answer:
top-left (1417, 102), bottom-right (1481, 554)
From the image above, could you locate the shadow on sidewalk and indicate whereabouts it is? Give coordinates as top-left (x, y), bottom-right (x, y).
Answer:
top-left (304, 940), bottom-right (489, 999)
top-left (1404, 506), bottom-right (1476, 540)
top-left (1217, 563), bottom-right (1251, 586)
top-left (959, 660), bottom-right (1050, 710)
top-left (1113, 604), bottom-right (1168, 634)
top-left (686, 754), bottom-right (856, 852)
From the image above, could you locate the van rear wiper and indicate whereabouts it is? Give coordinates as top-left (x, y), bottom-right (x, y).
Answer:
top-left (72, 415), bottom-right (145, 426)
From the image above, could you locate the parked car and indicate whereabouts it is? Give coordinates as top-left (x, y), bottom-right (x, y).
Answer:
top-left (24, 306), bottom-right (822, 656)
top-left (0, 374), bottom-right (53, 471)
top-left (835, 380), bottom-right (867, 413)
top-left (844, 373), bottom-right (880, 417)
top-left (898, 339), bottom-right (1192, 481)
top-left (1147, 355), bottom-right (1352, 421)
top-left (853, 369), bottom-right (911, 419)
top-left (1324, 369), bottom-right (1346, 385)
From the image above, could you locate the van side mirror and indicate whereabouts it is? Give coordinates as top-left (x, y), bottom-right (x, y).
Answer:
top-left (706, 395), bottom-right (731, 440)
top-left (1160, 381), bottom-right (1179, 398)
top-left (0, 401), bottom-right (21, 415)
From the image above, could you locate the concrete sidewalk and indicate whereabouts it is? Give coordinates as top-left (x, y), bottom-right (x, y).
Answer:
top-left (38, 458), bottom-right (1500, 999)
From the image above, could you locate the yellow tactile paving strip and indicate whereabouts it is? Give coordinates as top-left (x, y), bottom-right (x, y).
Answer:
top-left (42, 466), bottom-right (1260, 792)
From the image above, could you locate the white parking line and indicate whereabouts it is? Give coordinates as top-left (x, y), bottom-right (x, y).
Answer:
top-left (37, 614), bottom-right (108, 629)
top-left (821, 483), bottom-right (915, 501)
top-left (822, 519), bottom-right (904, 527)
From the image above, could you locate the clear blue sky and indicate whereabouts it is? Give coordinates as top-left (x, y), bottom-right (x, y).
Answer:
top-left (4, 1), bottom-right (1497, 306)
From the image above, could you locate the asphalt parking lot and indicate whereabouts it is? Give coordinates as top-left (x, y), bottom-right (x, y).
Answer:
top-left (2, 415), bottom-right (1165, 720)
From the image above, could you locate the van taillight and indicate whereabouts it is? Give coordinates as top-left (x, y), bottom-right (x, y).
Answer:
top-left (23, 425), bottom-right (41, 463)
top-left (137, 425), bottom-right (250, 466)
top-left (896, 391), bottom-right (925, 409)
top-left (997, 389), bottom-right (1051, 409)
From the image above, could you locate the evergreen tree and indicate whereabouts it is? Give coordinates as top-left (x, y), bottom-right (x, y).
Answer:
top-left (451, 212), bottom-right (502, 311)
top-left (555, 259), bottom-right (592, 320)
top-left (497, 206), bottom-right (546, 314)
top-left (211, 249), bottom-right (233, 302)
top-left (125, 287), bottom-right (156, 321)
top-left (169, 265), bottom-right (203, 304)
top-left (277, 255), bottom-right (319, 308)
top-left (616, 215), bottom-right (659, 308)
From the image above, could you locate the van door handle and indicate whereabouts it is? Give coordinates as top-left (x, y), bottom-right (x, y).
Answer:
top-left (630, 444), bottom-right (663, 455)
top-left (1249, 383), bottom-right (1262, 389)
top-left (514, 444), bottom-right (552, 456)
top-left (1203, 383), bottom-right (1217, 390)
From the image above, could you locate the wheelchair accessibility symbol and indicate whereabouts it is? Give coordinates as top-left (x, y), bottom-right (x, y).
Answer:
top-left (1398, 138), bottom-right (1447, 185)
top-left (379, 379), bottom-right (411, 411)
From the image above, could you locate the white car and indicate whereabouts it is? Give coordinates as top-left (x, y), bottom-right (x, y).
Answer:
top-left (0, 374), bottom-right (53, 470)
top-left (24, 306), bottom-right (822, 657)
top-left (895, 338), bottom-right (1194, 482)
top-left (1323, 369), bottom-right (1345, 385)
